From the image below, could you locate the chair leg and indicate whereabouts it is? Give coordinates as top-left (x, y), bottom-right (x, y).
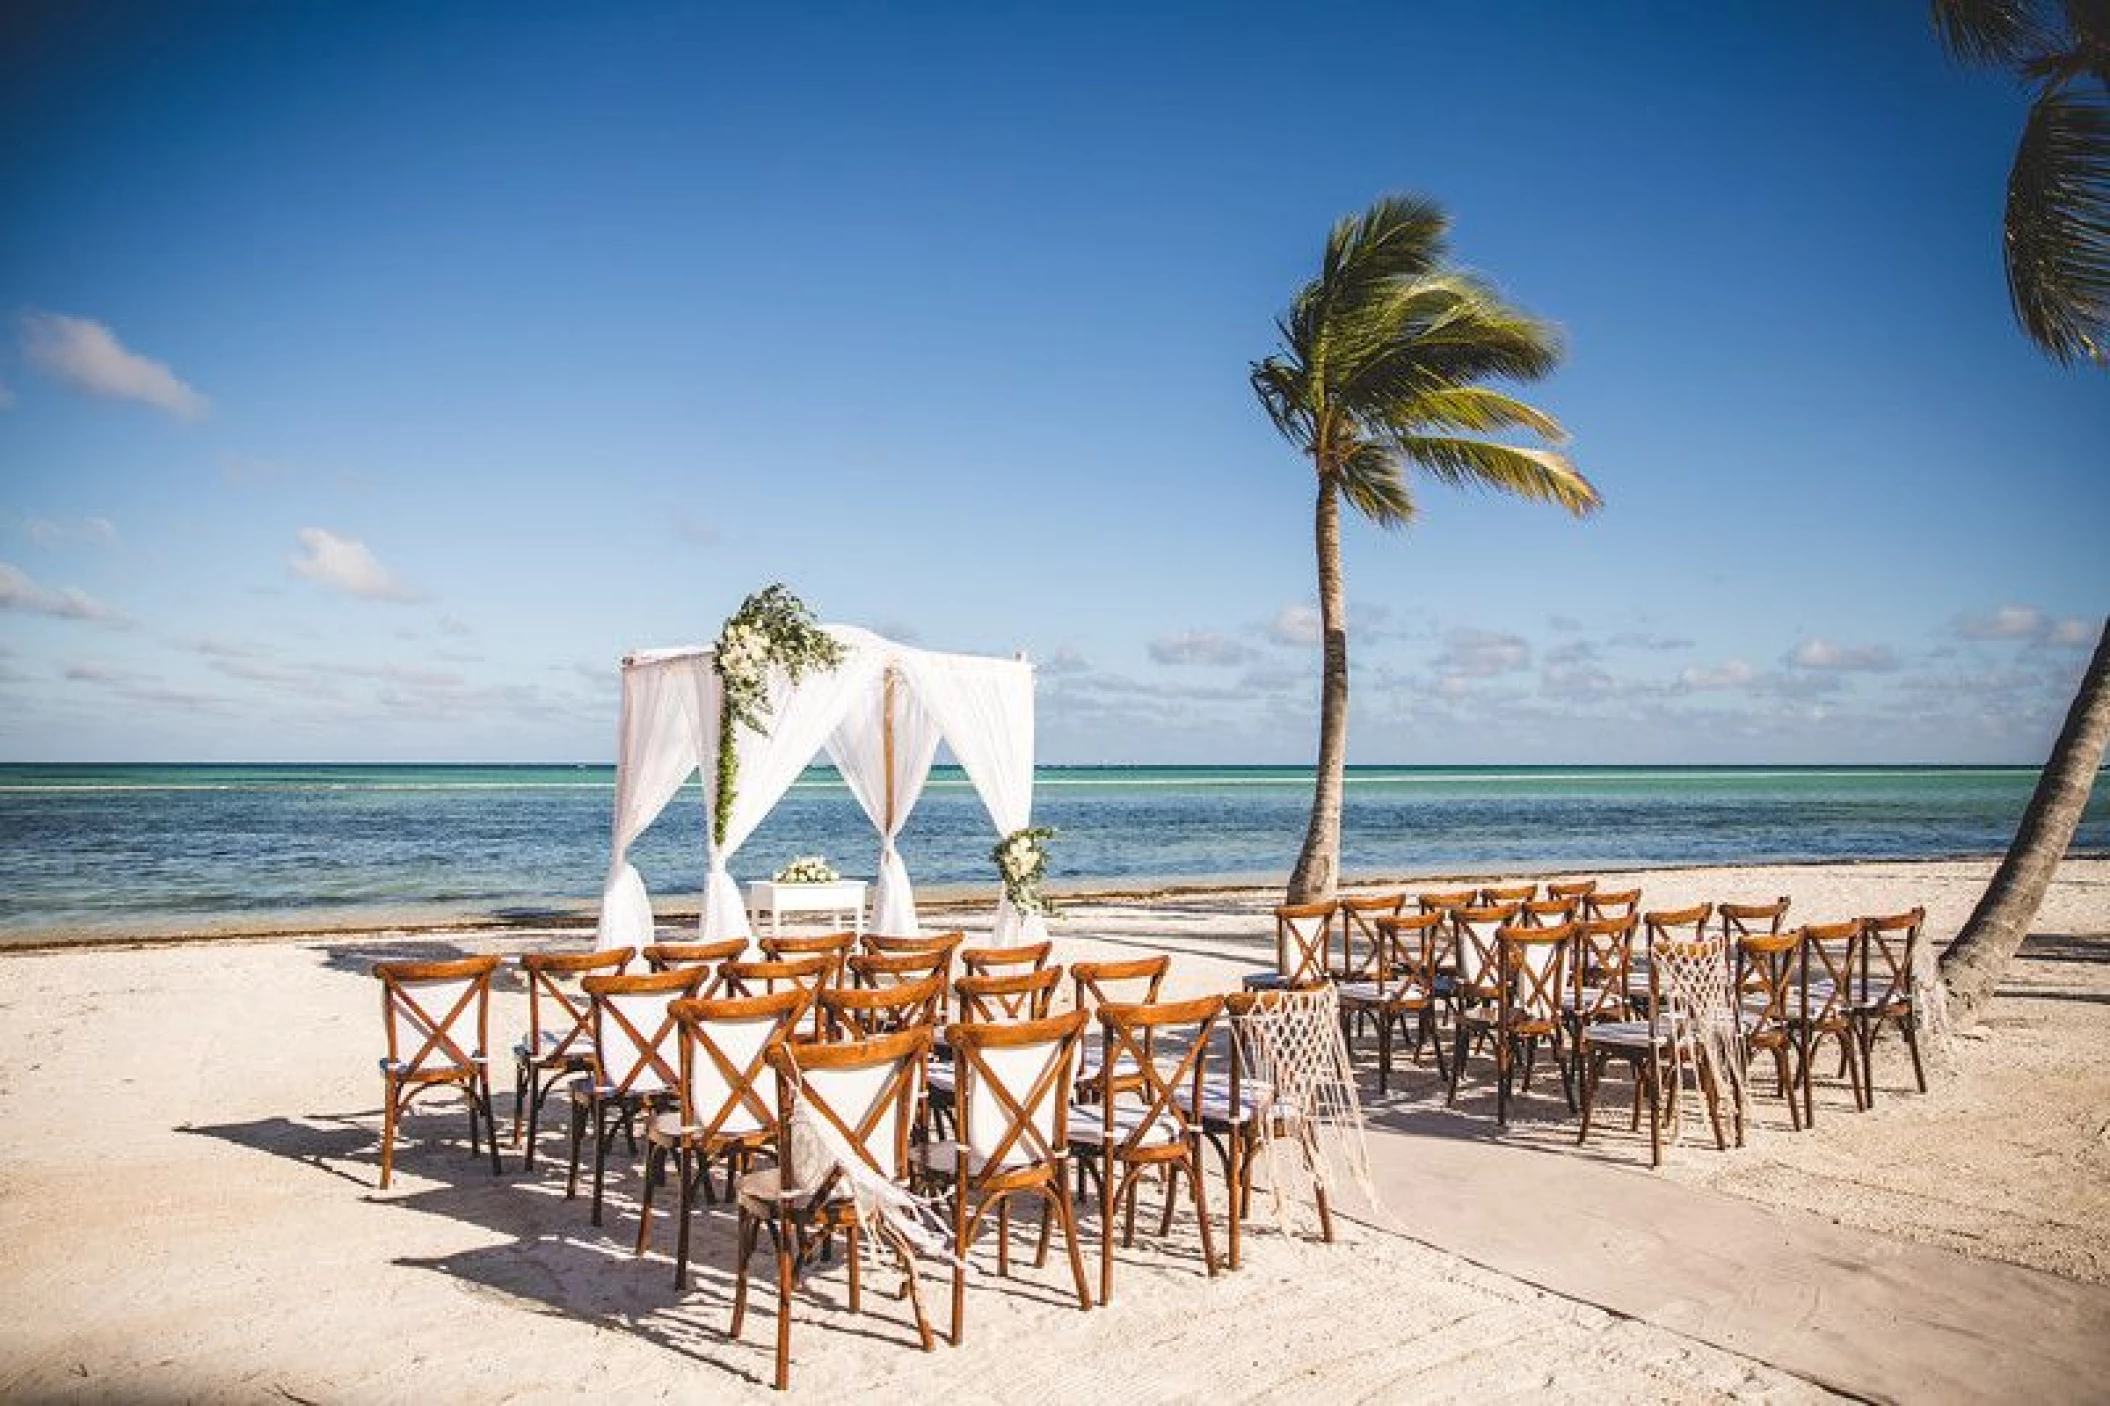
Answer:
top-left (1905, 1012), bottom-right (1928, 1093)
top-left (590, 1101), bottom-right (609, 1227)
top-left (513, 1056), bottom-right (529, 1148)
top-left (636, 1141), bottom-right (663, 1257)
top-left (1555, 1035), bottom-right (1578, 1113)
top-left (950, 1184), bottom-right (968, 1346)
top-left (1054, 1178), bottom-right (1092, 1311)
top-left (1377, 1008), bottom-right (1394, 1094)
top-left (1226, 1121), bottom-right (1243, 1270)
top-left (480, 1072), bottom-right (502, 1176)
top-left (774, 1209), bottom-right (795, 1392)
top-left (675, 1144), bottom-right (696, 1290)
top-left (523, 1067), bottom-right (544, 1169)
top-left (379, 1077), bottom-right (398, 1190)
top-left (1646, 1054), bottom-right (1663, 1168)
top-left (1189, 1147), bottom-right (1217, 1277)
top-left (730, 1208), bottom-right (758, 1336)
top-left (1099, 1151), bottom-right (1117, 1308)
top-left (1575, 1050), bottom-right (1598, 1146)
top-left (1445, 1023), bottom-right (1469, 1106)
top-left (1425, 1008), bottom-right (1451, 1082)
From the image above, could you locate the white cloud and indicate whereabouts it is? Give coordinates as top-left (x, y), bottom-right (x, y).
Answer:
top-left (1038, 647), bottom-right (1092, 677)
top-left (0, 379), bottom-right (14, 409)
top-left (1149, 631), bottom-right (1257, 667)
top-left (1433, 629), bottom-right (1531, 679)
top-left (1681, 659), bottom-right (1757, 690)
top-left (21, 312), bottom-right (210, 420)
top-left (0, 562), bottom-right (128, 625)
top-left (26, 516), bottom-right (120, 550)
top-left (1955, 605), bottom-right (2047, 641)
top-left (289, 528), bottom-right (419, 602)
top-left (1267, 604), bottom-right (1323, 647)
top-left (1786, 638), bottom-right (1899, 672)
top-left (2049, 617), bottom-right (2098, 647)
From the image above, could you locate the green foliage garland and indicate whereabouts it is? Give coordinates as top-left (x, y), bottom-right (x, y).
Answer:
top-left (711, 584), bottom-right (846, 845)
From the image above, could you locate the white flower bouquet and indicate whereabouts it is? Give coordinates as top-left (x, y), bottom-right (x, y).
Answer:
top-left (774, 855), bottom-right (840, 885)
top-left (991, 825), bottom-right (1057, 916)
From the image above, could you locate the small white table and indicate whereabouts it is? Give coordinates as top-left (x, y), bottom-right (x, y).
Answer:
top-left (745, 879), bottom-right (868, 937)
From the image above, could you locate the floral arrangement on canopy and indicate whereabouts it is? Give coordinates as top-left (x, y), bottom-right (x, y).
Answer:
top-left (992, 825), bottom-right (1057, 916)
top-left (712, 584), bottom-right (845, 845)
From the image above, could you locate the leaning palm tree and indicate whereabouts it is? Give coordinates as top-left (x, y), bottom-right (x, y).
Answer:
top-left (1930, 2), bottom-right (2110, 1021)
top-left (1253, 195), bottom-right (1600, 904)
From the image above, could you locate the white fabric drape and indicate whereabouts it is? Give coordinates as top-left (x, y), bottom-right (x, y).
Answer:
top-left (698, 640), bottom-right (884, 942)
top-left (826, 665), bottom-right (943, 935)
top-left (898, 649), bottom-right (1040, 944)
top-left (595, 652), bottom-right (710, 951)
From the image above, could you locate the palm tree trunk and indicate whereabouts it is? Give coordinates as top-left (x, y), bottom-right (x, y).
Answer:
top-left (1940, 617), bottom-right (2110, 1024)
top-left (1288, 477), bottom-right (1349, 904)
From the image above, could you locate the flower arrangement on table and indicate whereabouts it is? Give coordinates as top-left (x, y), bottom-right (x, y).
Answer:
top-left (992, 825), bottom-right (1058, 917)
top-left (711, 584), bottom-right (846, 845)
top-left (773, 855), bottom-right (841, 885)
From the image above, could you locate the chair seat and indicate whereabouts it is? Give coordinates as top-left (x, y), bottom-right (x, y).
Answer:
top-left (1067, 1098), bottom-right (1183, 1150)
top-left (514, 1030), bottom-right (594, 1062)
top-left (735, 1163), bottom-right (853, 1215)
top-left (381, 1053), bottom-right (487, 1076)
top-left (1338, 980), bottom-right (1433, 1007)
top-left (924, 1063), bottom-right (955, 1096)
top-left (913, 1138), bottom-right (1061, 1179)
top-left (1240, 972), bottom-right (1290, 992)
top-left (646, 1107), bottom-right (769, 1145)
top-left (566, 1072), bottom-right (669, 1102)
top-left (1580, 1019), bottom-right (1671, 1050)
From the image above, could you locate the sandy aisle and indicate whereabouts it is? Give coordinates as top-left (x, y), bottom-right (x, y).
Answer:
top-left (0, 858), bottom-right (2103, 1400)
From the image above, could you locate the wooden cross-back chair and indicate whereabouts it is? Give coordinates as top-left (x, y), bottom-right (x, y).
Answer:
top-left (642, 937), bottom-right (747, 983)
top-left (955, 965), bottom-right (1064, 1023)
top-left (1337, 910), bottom-right (1450, 1092)
top-left (1633, 902), bottom-right (1714, 1004)
top-left (1718, 897), bottom-right (1791, 942)
top-left (733, 1026), bottom-right (937, 1392)
top-left (567, 966), bottom-right (706, 1226)
top-left (1564, 913), bottom-right (1639, 1049)
top-left (819, 971), bottom-right (947, 1040)
top-left (1518, 897), bottom-right (1577, 928)
top-left (1445, 902), bottom-right (1520, 1029)
top-left (1333, 893), bottom-right (1406, 982)
top-left (959, 940), bottom-right (1052, 980)
top-left (1252, 901), bottom-right (1337, 990)
top-left (758, 931), bottom-right (855, 986)
top-left (1793, 920), bottom-right (1869, 1123)
top-left (917, 1009), bottom-right (1093, 1345)
top-left (1546, 878), bottom-right (1598, 903)
top-left (642, 988), bottom-right (811, 1286)
top-left (1854, 907), bottom-right (1929, 1101)
top-left (847, 947), bottom-right (954, 991)
top-left (513, 946), bottom-right (631, 1168)
top-left (1071, 956), bottom-right (1170, 1101)
top-left (1209, 988), bottom-right (1341, 1271)
top-left (1480, 881), bottom-right (1538, 907)
top-left (1416, 889), bottom-right (1477, 916)
top-left (1577, 933), bottom-right (1740, 1166)
top-left (1069, 994), bottom-right (1223, 1306)
top-left (721, 954), bottom-right (834, 1038)
top-left (1446, 922), bottom-right (1574, 1124)
top-left (862, 930), bottom-right (966, 959)
top-left (1584, 887), bottom-right (1642, 921)
top-left (1733, 930), bottom-right (1804, 1130)
top-left (374, 954), bottom-right (504, 1190)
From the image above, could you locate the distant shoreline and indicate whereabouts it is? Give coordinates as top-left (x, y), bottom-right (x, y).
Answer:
top-left (0, 850), bottom-right (2054, 954)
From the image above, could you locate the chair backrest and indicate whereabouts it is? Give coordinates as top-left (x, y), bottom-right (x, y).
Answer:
top-left (1070, 955), bottom-right (1170, 1015)
top-left (955, 965), bottom-right (1064, 1022)
top-left (1497, 922), bottom-right (1572, 1029)
top-left (723, 953), bottom-right (837, 1038)
top-left (582, 966), bottom-right (706, 1096)
top-left (1584, 887), bottom-right (1642, 921)
top-left (669, 988), bottom-right (808, 1142)
top-left (1090, 994), bottom-right (1222, 1153)
top-left (847, 947), bottom-right (953, 991)
top-left (1518, 897), bottom-right (1577, 928)
top-left (1643, 903), bottom-right (1714, 953)
top-left (641, 938), bottom-right (747, 982)
top-left (771, 1025), bottom-right (932, 1196)
top-left (1571, 914), bottom-right (1639, 1024)
top-left (1335, 894), bottom-right (1406, 980)
top-left (947, 1009), bottom-right (1087, 1172)
top-left (862, 930), bottom-right (966, 959)
top-left (1718, 898), bottom-right (1791, 941)
top-left (518, 947), bottom-right (630, 1064)
top-left (959, 940), bottom-right (1052, 979)
top-left (819, 971), bottom-right (946, 1039)
top-left (1450, 903), bottom-right (1520, 996)
top-left (1859, 907), bottom-right (1926, 1011)
top-left (1371, 911), bottom-right (1448, 992)
top-left (1271, 901), bottom-right (1338, 986)
top-left (757, 930), bottom-right (856, 985)
top-left (1480, 881), bottom-right (1538, 907)
top-left (376, 954), bottom-right (501, 1076)
top-left (1417, 889), bottom-right (1477, 915)
top-left (1546, 878), bottom-right (1598, 902)
top-left (1734, 930), bottom-right (1800, 1039)
top-left (1650, 933), bottom-right (1737, 1040)
top-left (1796, 921), bottom-right (1863, 1028)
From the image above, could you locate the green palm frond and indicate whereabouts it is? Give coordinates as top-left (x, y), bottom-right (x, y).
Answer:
top-left (2006, 81), bottom-right (2110, 363)
top-left (1397, 386), bottom-right (1572, 441)
top-left (1335, 439), bottom-right (1416, 527)
top-left (1393, 435), bottom-right (1602, 516)
top-left (1932, 0), bottom-right (2063, 66)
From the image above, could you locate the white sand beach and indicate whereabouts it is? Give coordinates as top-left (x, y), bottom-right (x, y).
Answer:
top-left (3, 857), bottom-right (2107, 1402)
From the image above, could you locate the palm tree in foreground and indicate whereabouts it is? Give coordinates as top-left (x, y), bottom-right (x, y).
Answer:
top-left (1253, 195), bottom-right (1600, 904)
top-left (1930, 1), bottom-right (2110, 1022)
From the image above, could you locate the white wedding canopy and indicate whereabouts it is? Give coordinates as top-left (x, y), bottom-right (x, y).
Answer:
top-left (594, 624), bottom-right (1042, 952)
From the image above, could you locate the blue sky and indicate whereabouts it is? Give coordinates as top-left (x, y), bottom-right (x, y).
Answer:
top-left (2, 2), bottom-right (2104, 765)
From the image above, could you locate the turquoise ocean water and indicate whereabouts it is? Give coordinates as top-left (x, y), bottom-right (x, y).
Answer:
top-left (1, 763), bottom-right (2103, 943)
